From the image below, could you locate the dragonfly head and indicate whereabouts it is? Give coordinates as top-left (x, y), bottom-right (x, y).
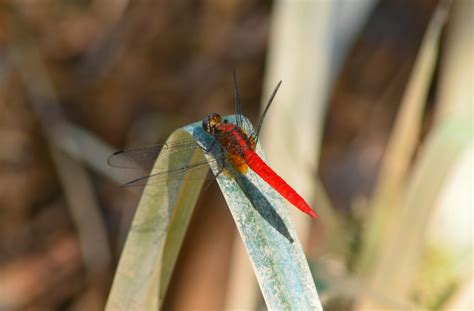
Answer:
top-left (202, 112), bottom-right (222, 135)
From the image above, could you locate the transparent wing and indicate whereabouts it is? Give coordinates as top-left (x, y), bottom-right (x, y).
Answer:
top-left (121, 158), bottom-right (221, 187)
top-left (241, 117), bottom-right (257, 141)
top-left (108, 138), bottom-right (229, 187)
top-left (232, 69), bottom-right (244, 129)
top-left (230, 70), bottom-right (258, 141)
top-left (107, 140), bottom-right (202, 171)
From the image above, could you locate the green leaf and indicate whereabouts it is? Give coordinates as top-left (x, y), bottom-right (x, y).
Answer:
top-left (105, 128), bottom-right (208, 311)
top-left (106, 116), bottom-right (322, 310)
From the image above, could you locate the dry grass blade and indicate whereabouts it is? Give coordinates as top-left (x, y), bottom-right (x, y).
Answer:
top-left (360, 114), bottom-right (473, 308)
top-left (356, 0), bottom-right (452, 278)
top-left (356, 0), bottom-right (473, 308)
top-left (7, 13), bottom-right (112, 290)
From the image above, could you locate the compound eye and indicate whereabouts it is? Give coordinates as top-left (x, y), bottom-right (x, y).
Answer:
top-left (223, 119), bottom-right (228, 124)
top-left (202, 117), bottom-right (213, 134)
top-left (202, 113), bottom-right (222, 134)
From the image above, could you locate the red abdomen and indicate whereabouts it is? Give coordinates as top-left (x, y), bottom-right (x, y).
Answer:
top-left (244, 149), bottom-right (317, 218)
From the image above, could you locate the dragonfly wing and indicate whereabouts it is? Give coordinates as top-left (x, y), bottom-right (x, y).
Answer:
top-left (241, 117), bottom-right (257, 140)
top-left (107, 140), bottom-right (202, 171)
top-left (122, 157), bottom-right (224, 187)
top-left (111, 137), bottom-right (229, 187)
top-left (232, 69), bottom-right (244, 129)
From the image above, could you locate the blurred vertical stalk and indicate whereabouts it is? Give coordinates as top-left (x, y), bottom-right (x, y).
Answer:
top-left (261, 0), bottom-right (375, 246)
top-left (430, 4), bottom-right (474, 308)
top-left (224, 0), bottom-right (375, 309)
top-left (426, 1), bottom-right (474, 307)
top-left (434, 0), bottom-right (473, 123)
top-left (356, 0), bottom-right (474, 308)
top-left (224, 241), bottom-right (259, 310)
top-left (355, 0), bottom-right (452, 277)
top-left (260, 0), bottom-right (332, 240)
top-left (7, 12), bottom-right (112, 299)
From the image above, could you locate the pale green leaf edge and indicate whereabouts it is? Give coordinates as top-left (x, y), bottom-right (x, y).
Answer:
top-left (105, 128), bottom-right (208, 311)
top-left (106, 116), bottom-right (322, 311)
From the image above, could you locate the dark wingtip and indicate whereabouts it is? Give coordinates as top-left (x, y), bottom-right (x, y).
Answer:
top-left (107, 150), bottom-right (124, 166)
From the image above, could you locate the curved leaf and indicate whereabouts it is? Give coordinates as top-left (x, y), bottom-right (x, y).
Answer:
top-left (106, 116), bottom-right (321, 310)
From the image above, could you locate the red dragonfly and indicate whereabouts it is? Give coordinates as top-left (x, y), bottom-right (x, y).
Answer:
top-left (108, 71), bottom-right (317, 218)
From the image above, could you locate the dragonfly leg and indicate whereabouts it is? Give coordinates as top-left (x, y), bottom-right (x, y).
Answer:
top-left (214, 163), bottom-right (225, 178)
top-left (200, 145), bottom-right (227, 193)
top-left (213, 145), bottom-right (226, 176)
top-left (200, 137), bottom-right (217, 153)
top-left (199, 138), bottom-right (227, 178)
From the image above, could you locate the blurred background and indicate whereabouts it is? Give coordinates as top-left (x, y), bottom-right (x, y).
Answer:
top-left (0, 0), bottom-right (472, 310)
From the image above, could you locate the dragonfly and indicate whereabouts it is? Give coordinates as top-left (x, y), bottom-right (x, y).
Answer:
top-left (108, 71), bottom-right (317, 218)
